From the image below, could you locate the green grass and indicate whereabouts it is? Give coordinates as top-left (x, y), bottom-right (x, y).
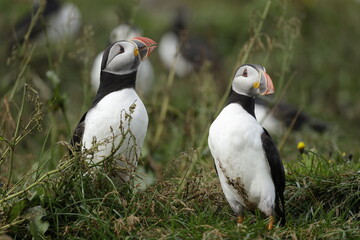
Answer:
top-left (1, 150), bottom-right (359, 239)
top-left (1, 0), bottom-right (360, 239)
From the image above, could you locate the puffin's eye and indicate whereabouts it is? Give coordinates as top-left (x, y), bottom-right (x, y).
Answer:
top-left (119, 46), bottom-right (125, 54)
top-left (242, 68), bottom-right (248, 77)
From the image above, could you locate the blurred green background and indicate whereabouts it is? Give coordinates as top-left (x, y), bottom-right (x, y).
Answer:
top-left (0, 0), bottom-right (360, 178)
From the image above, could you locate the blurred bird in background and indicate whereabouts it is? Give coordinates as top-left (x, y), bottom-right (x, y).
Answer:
top-left (9, 0), bottom-right (81, 49)
top-left (255, 97), bottom-right (329, 135)
top-left (158, 7), bottom-right (222, 78)
top-left (3, 0), bottom-right (82, 106)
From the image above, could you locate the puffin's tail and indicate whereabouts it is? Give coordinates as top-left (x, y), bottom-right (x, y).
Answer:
top-left (275, 191), bottom-right (286, 226)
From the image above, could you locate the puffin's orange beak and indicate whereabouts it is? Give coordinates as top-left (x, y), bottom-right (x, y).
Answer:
top-left (259, 71), bottom-right (275, 95)
top-left (130, 37), bottom-right (157, 61)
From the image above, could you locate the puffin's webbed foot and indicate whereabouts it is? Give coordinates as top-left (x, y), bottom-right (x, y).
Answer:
top-left (236, 215), bottom-right (244, 227)
top-left (267, 215), bottom-right (275, 230)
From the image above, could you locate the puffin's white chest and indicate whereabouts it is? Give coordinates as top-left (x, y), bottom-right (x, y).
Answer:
top-left (82, 89), bottom-right (148, 165)
top-left (209, 104), bottom-right (264, 164)
top-left (208, 104), bottom-right (275, 209)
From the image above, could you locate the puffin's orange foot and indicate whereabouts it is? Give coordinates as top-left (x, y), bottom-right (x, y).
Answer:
top-left (237, 215), bottom-right (244, 227)
top-left (267, 216), bottom-right (275, 230)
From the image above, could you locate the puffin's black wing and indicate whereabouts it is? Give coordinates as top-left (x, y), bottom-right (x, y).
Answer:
top-left (70, 112), bottom-right (87, 154)
top-left (261, 128), bottom-right (286, 226)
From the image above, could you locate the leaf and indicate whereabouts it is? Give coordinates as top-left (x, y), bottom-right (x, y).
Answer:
top-left (25, 205), bottom-right (50, 240)
top-left (8, 198), bottom-right (30, 222)
top-left (28, 216), bottom-right (50, 240)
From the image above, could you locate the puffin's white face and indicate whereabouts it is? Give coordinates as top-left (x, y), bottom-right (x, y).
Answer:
top-left (101, 37), bottom-right (157, 75)
top-left (232, 64), bottom-right (275, 97)
top-left (102, 41), bottom-right (140, 75)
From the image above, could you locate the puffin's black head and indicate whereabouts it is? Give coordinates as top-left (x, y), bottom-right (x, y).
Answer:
top-left (101, 37), bottom-right (157, 75)
top-left (172, 7), bottom-right (188, 36)
top-left (232, 64), bottom-right (275, 97)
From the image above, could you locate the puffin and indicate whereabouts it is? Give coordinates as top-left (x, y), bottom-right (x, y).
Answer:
top-left (71, 37), bottom-right (157, 184)
top-left (10, 0), bottom-right (81, 48)
top-left (90, 24), bottom-right (154, 97)
top-left (158, 8), bottom-right (219, 78)
top-left (208, 64), bottom-right (286, 229)
top-left (255, 97), bottom-right (328, 134)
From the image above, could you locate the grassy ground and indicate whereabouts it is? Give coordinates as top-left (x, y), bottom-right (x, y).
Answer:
top-left (0, 0), bottom-right (359, 239)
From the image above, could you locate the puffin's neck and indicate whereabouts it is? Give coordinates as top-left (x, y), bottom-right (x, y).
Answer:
top-left (227, 88), bottom-right (256, 119)
top-left (91, 71), bottom-right (137, 107)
